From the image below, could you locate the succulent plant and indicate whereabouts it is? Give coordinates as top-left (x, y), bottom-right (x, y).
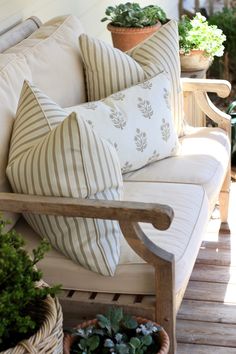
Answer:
top-left (69, 307), bottom-right (162, 354)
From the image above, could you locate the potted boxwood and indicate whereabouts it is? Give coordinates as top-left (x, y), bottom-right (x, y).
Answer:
top-left (0, 216), bottom-right (62, 353)
top-left (208, 7), bottom-right (236, 81)
top-left (101, 2), bottom-right (167, 51)
top-left (178, 12), bottom-right (226, 71)
top-left (63, 307), bottom-right (169, 354)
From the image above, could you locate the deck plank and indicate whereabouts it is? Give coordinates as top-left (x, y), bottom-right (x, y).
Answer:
top-left (184, 280), bottom-right (236, 303)
top-left (176, 181), bottom-right (236, 351)
top-left (177, 343), bottom-right (236, 354)
top-left (177, 320), bottom-right (236, 347)
top-left (196, 247), bottom-right (233, 266)
top-left (178, 299), bottom-right (236, 323)
top-left (191, 263), bottom-right (236, 283)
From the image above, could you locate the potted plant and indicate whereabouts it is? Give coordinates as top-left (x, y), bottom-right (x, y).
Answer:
top-left (178, 12), bottom-right (226, 71)
top-left (63, 307), bottom-right (169, 354)
top-left (0, 216), bottom-right (62, 353)
top-left (101, 2), bottom-right (167, 51)
top-left (208, 7), bottom-right (236, 81)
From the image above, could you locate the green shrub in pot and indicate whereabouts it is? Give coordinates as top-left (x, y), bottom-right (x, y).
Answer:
top-left (0, 216), bottom-right (60, 351)
top-left (208, 7), bottom-right (236, 80)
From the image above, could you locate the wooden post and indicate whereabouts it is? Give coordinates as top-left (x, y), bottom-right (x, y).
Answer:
top-left (195, 0), bottom-right (200, 11)
top-left (155, 259), bottom-right (176, 354)
top-left (119, 221), bottom-right (176, 354)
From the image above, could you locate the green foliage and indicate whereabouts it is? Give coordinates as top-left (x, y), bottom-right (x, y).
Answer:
top-left (178, 12), bottom-right (226, 58)
top-left (209, 7), bottom-right (236, 59)
top-left (101, 2), bottom-right (167, 28)
top-left (0, 216), bottom-right (60, 351)
top-left (70, 307), bottom-right (162, 354)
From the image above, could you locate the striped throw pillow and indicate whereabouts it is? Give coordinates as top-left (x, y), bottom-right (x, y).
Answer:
top-left (7, 81), bottom-right (123, 276)
top-left (79, 20), bottom-right (183, 136)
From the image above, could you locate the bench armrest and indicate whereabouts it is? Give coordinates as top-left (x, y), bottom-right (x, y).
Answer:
top-left (0, 192), bottom-right (173, 230)
top-left (181, 78), bottom-right (231, 135)
top-left (0, 192), bottom-right (174, 264)
top-left (181, 78), bottom-right (231, 98)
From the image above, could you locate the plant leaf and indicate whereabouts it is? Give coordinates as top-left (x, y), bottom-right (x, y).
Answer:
top-left (97, 314), bottom-right (110, 328)
top-left (123, 314), bottom-right (138, 329)
top-left (87, 335), bottom-right (100, 351)
top-left (141, 335), bottom-right (152, 346)
top-left (130, 337), bottom-right (141, 348)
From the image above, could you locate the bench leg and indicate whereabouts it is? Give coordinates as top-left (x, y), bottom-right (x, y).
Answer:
top-left (155, 262), bottom-right (176, 354)
top-left (219, 166), bottom-right (231, 233)
top-left (119, 221), bottom-right (177, 353)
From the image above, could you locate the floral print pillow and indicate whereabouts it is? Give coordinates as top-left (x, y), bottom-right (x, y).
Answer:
top-left (66, 72), bottom-right (179, 174)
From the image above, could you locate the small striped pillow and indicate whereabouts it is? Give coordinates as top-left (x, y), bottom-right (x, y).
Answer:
top-left (79, 20), bottom-right (183, 137)
top-left (7, 81), bottom-right (123, 276)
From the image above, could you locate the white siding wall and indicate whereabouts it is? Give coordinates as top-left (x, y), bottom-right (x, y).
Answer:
top-left (0, 0), bottom-right (178, 40)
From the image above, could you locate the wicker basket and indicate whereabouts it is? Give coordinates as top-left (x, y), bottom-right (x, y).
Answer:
top-left (63, 317), bottom-right (169, 354)
top-left (1, 296), bottom-right (63, 354)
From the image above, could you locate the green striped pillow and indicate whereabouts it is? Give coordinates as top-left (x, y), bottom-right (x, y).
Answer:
top-left (7, 81), bottom-right (123, 276)
top-left (79, 20), bottom-right (183, 137)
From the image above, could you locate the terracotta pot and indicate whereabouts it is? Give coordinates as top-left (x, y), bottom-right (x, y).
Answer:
top-left (107, 22), bottom-right (161, 52)
top-left (180, 50), bottom-right (213, 72)
top-left (63, 317), bottom-right (170, 354)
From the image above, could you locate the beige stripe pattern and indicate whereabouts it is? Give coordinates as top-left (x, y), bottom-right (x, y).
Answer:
top-left (79, 20), bottom-right (183, 136)
top-left (128, 20), bottom-right (183, 138)
top-left (79, 33), bottom-right (146, 101)
top-left (7, 81), bottom-right (123, 276)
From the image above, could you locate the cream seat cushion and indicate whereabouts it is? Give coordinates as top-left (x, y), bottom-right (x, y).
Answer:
top-left (17, 182), bottom-right (208, 294)
top-left (123, 127), bottom-right (230, 210)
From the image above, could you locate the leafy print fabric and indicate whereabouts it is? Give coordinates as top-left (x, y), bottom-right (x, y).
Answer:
top-left (66, 72), bottom-right (179, 174)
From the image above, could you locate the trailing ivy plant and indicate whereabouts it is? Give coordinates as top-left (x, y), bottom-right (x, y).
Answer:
top-left (101, 2), bottom-right (167, 28)
top-left (178, 12), bottom-right (226, 58)
top-left (68, 307), bottom-right (163, 354)
top-left (0, 216), bottom-right (60, 351)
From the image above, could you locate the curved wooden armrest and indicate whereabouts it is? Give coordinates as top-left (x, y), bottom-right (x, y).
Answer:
top-left (181, 78), bottom-right (231, 134)
top-left (181, 78), bottom-right (231, 98)
top-left (194, 91), bottom-right (231, 135)
top-left (0, 192), bottom-right (173, 231)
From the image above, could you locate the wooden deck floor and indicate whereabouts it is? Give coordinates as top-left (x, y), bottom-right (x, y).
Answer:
top-left (177, 180), bottom-right (236, 353)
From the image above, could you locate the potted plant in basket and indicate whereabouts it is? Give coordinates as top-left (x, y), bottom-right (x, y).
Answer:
top-left (101, 2), bottom-right (167, 51)
top-left (63, 307), bottom-right (169, 354)
top-left (178, 12), bottom-right (226, 72)
top-left (0, 216), bottom-right (62, 353)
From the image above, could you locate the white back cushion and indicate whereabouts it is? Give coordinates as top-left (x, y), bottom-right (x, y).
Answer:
top-left (0, 15), bottom-right (86, 228)
top-left (5, 15), bottom-right (86, 107)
